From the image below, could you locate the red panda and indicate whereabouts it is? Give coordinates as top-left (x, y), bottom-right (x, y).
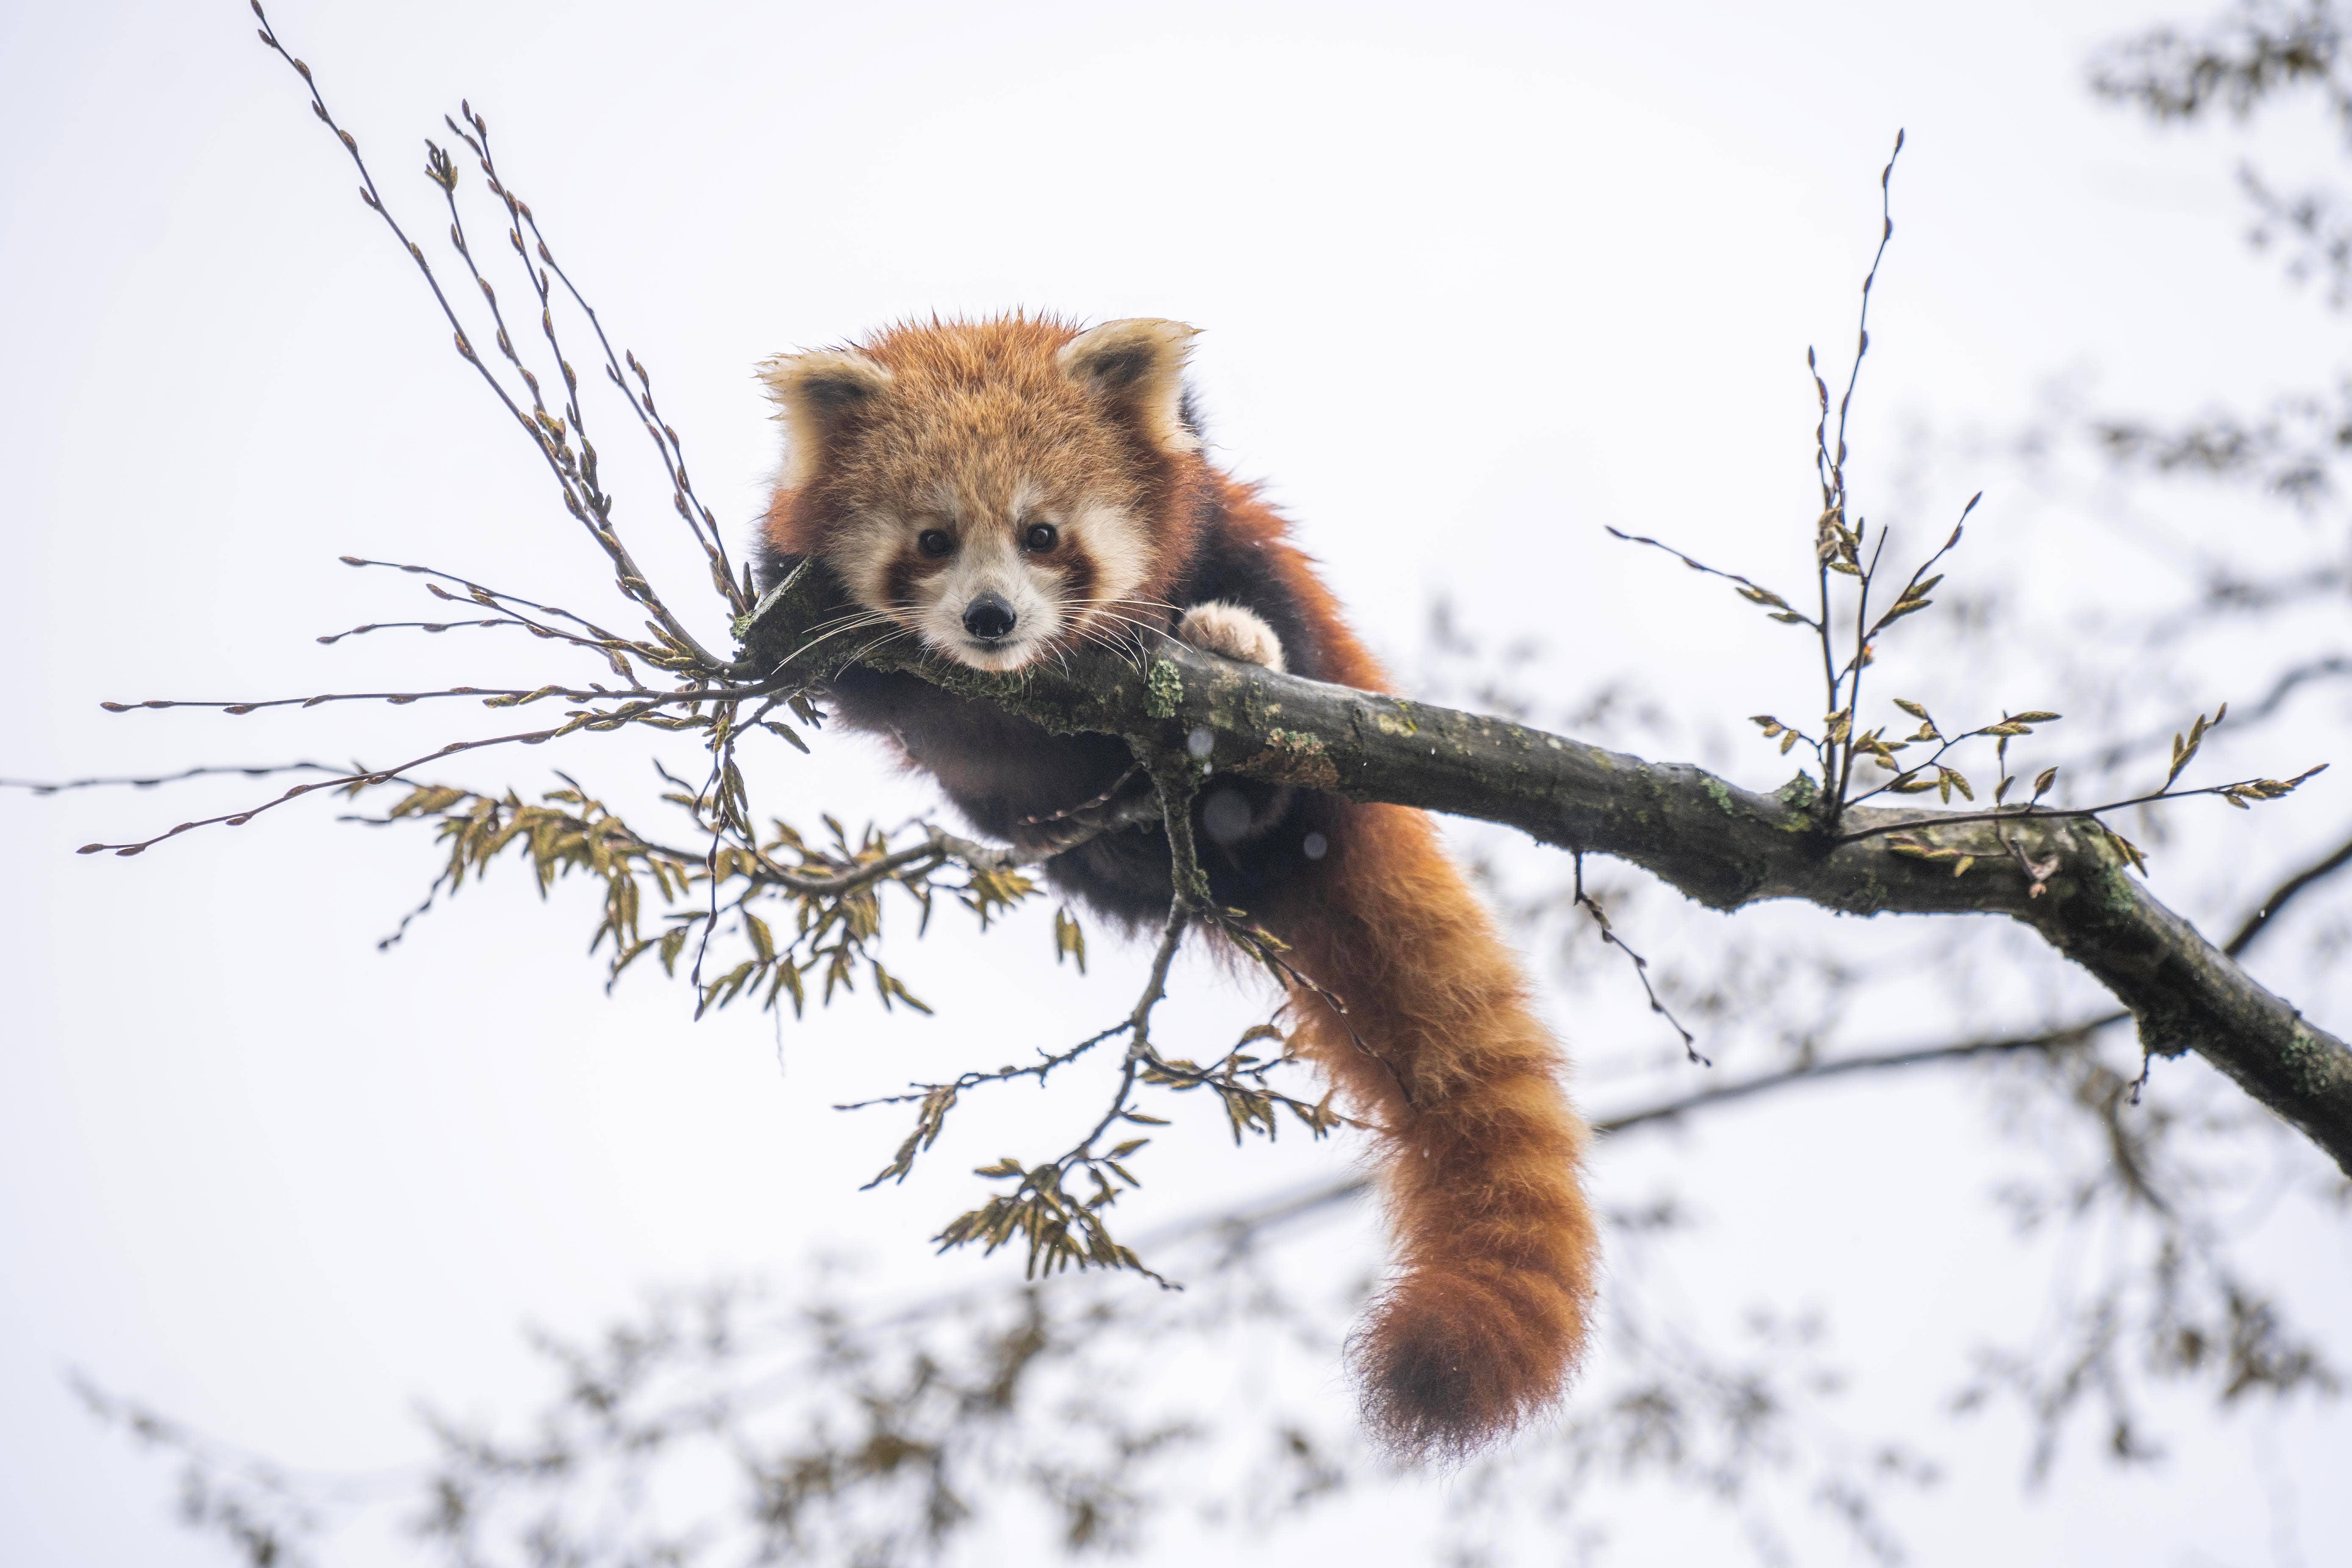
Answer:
top-left (757, 315), bottom-right (1598, 1460)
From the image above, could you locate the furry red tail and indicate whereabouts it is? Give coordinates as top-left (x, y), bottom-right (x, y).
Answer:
top-left (1262, 799), bottom-right (1598, 1461)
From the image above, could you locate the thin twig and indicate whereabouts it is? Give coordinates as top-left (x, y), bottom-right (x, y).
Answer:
top-left (1574, 852), bottom-right (1706, 1065)
top-left (1837, 767), bottom-right (2328, 847)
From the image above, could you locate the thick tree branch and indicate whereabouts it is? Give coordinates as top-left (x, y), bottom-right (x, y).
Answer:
top-left (745, 569), bottom-right (2352, 1177)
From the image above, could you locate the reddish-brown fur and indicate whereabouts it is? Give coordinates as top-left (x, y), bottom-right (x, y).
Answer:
top-left (758, 316), bottom-right (1598, 1458)
top-left (1227, 492), bottom-right (1598, 1459)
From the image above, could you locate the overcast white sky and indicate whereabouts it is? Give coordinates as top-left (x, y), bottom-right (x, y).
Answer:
top-left (5, 1), bottom-right (2349, 1565)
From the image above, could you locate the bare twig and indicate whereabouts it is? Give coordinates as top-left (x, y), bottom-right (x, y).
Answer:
top-left (1574, 852), bottom-right (1706, 1065)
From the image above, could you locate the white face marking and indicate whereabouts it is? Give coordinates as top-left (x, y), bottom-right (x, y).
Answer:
top-left (839, 484), bottom-right (1153, 674)
top-left (835, 511), bottom-right (907, 617)
top-left (1067, 501), bottom-right (1149, 613)
top-left (919, 526), bottom-right (1064, 672)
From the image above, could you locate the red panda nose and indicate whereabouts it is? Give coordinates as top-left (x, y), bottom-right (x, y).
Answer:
top-left (963, 592), bottom-right (1017, 641)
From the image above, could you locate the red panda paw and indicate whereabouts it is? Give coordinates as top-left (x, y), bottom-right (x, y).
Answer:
top-left (1177, 601), bottom-right (1286, 672)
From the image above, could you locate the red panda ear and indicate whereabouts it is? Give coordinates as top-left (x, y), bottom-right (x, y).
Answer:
top-left (758, 348), bottom-right (894, 488)
top-left (1057, 318), bottom-right (1201, 455)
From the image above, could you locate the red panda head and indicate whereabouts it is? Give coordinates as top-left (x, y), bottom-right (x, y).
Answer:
top-left (760, 316), bottom-right (1207, 673)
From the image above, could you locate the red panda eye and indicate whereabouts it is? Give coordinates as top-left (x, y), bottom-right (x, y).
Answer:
top-left (1023, 523), bottom-right (1058, 553)
top-left (916, 529), bottom-right (953, 558)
